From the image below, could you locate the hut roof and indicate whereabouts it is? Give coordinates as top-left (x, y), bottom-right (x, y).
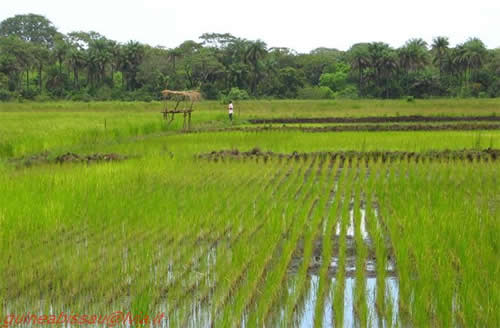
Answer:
top-left (161, 90), bottom-right (201, 102)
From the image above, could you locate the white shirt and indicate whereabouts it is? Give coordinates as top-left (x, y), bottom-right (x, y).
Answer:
top-left (228, 103), bottom-right (233, 114)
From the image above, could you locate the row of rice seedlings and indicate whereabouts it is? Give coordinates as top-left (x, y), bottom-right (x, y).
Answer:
top-left (372, 158), bottom-right (499, 326)
top-left (410, 160), bottom-right (448, 325)
top-left (248, 158), bottom-right (337, 326)
top-left (457, 160), bottom-right (499, 326)
top-left (360, 162), bottom-right (380, 326)
top-left (0, 160), bottom-right (242, 312)
top-left (204, 159), bottom-right (306, 325)
top-left (312, 163), bottom-right (346, 327)
top-left (176, 159), bottom-right (299, 327)
top-left (362, 160), bottom-right (389, 324)
top-left (78, 164), bottom-right (237, 312)
top-left (164, 160), bottom-right (287, 325)
top-left (127, 161), bottom-right (265, 315)
top-left (148, 163), bottom-right (266, 323)
top-left (214, 158), bottom-right (320, 326)
top-left (232, 157), bottom-right (321, 325)
top-left (22, 199), bottom-right (182, 310)
top-left (446, 160), bottom-right (496, 326)
top-left (333, 162), bottom-right (356, 326)
top-left (412, 160), bottom-right (451, 326)
top-left (85, 165), bottom-right (233, 312)
top-left (277, 158), bottom-right (336, 326)
top-left (373, 161), bottom-right (404, 327)
top-left (353, 162), bottom-right (368, 326)
top-left (417, 160), bottom-right (496, 326)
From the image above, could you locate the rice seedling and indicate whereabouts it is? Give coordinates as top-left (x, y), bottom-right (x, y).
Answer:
top-left (1, 100), bottom-right (499, 326)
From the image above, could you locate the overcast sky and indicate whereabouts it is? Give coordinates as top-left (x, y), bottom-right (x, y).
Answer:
top-left (2, 0), bottom-right (499, 52)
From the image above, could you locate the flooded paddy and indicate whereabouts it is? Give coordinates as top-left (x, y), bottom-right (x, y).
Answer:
top-left (1, 153), bottom-right (498, 327)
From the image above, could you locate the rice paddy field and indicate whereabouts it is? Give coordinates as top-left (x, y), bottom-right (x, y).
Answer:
top-left (0, 99), bottom-right (499, 327)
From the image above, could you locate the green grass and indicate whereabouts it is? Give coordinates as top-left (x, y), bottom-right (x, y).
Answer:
top-left (1, 99), bottom-right (500, 158)
top-left (0, 99), bottom-right (499, 326)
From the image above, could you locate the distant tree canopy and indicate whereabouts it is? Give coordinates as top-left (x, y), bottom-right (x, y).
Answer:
top-left (0, 14), bottom-right (499, 101)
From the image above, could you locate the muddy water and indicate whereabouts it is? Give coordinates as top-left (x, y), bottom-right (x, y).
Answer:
top-left (282, 202), bottom-right (400, 328)
top-left (280, 274), bottom-right (399, 327)
top-left (153, 200), bottom-right (399, 327)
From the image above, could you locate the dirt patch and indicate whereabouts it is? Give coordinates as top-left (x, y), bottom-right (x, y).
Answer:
top-left (298, 123), bottom-right (500, 132)
top-left (249, 115), bottom-right (500, 124)
top-left (235, 123), bottom-right (500, 132)
top-left (54, 152), bottom-right (126, 164)
top-left (9, 152), bottom-right (128, 168)
top-left (184, 123), bottom-right (500, 133)
top-left (197, 148), bottom-right (500, 163)
top-left (8, 151), bottom-right (51, 168)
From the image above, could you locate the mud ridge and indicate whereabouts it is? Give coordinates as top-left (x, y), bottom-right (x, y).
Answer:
top-left (249, 115), bottom-right (500, 124)
top-left (8, 152), bottom-right (129, 167)
top-left (55, 152), bottom-right (127, 164)
top-left (197, 148), bottom-right (500, 163)
top-left (185, 123), bottom-right (500, 134)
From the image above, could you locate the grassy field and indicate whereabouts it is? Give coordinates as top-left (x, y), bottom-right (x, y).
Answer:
top-left (0, 100), bottom-right (499, 327)
top-left (1, 98), bottom-right (500, 158)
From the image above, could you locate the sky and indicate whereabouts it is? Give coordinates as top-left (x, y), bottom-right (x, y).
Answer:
top-left (1, 0), bottom-right (499, 53)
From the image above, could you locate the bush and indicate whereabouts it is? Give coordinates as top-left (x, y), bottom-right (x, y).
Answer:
top-left (70, 89), bottom-right (93, 102)
top-left (219, 87), bottom-right (250, 104)
top-left (95, 85), bottom-right (113, 101)
top-left (0, 89), bottom-right (12, 101)
top-left (297, 86), bottom-right (334, 99)
top-left (200, 82), bottom-right (219, 100)
top-left (34, 94), bottom-right (53, 102)
top-left (21, 88), bottom-right (39, 100)
top-left (336, 85), bottom-right (359, 99)
top-left (132, 89), bottom-right (154, 102)
top-left (111, 88), bottom-right (126, 100)
top-left (219, 88), bottom-right (250, 104)
top-left (228, 87), bottom-right (249, 100)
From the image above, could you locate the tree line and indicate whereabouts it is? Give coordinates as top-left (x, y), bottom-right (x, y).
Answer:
top-left (0, 14), bottom-right (499, 102)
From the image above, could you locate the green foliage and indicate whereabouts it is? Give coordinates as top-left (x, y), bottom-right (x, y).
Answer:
top-left (0, 14), bottom-right (57, 46)
top-left (220, 87), bottom-right (250, 103)
top-left (0, 14), bottom-right (499, 101)
top-left (297, 86), bottom-right (334, 99)
top-left (0, 113), bottom-right (498, 326)
top-left (336, 85), bottom-right (359, 99)
top-left (95, 85), bottom-right (113, 101)
top-left (319, 62), bottom-right (350, 92)
top-left (0, 88), bottom-right (12, 101)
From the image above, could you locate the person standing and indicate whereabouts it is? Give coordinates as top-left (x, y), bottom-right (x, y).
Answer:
top-left (228, 101), bottom-right (234, 122)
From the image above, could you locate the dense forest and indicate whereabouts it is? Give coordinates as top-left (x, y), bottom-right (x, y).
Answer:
top-left (0, 14), bottom-right (499, 102)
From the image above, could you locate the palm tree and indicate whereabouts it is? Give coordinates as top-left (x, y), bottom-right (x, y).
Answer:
top-left (452, 38), bottom-right (487, 88)
top-left (120, 41), bottom-right (145, 90)
top-left (348, 43), bottom-right (370, 95)
top-left (32, 45), bottom-right (49, 91)
top-left (88, 38), bottom-right (112, 86)
top-left (400, 38), bottom-right (429, 72)
top-left (168, 48), bottom-right (182, 71)
top-left (68, 45), bottom-right (87, 88)
top-left (431, 36), bottom-right (449, 78)
top-left (245, 40), bottom-right (267, 95)
top-left (52, 36), bottom-right (69, 75)
top-left (463, 38), bottom-right (487, 72)
top-left (367, 42), bottom-right (398, 98)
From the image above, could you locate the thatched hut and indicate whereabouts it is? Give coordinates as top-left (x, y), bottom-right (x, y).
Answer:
top-left (161, 90), bottom-right (201, 130)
